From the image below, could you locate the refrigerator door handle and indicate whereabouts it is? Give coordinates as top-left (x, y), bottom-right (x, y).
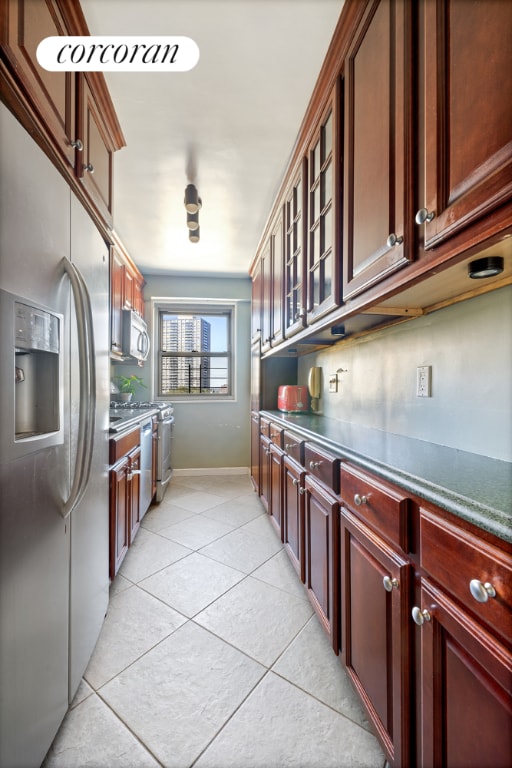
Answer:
top-left (61, 257), bottom-right (96, 518)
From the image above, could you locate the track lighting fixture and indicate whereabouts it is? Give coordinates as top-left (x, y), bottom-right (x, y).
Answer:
top-left (189, 227), bottom-right (200, 243)
top-left (187, 211), bottom-right (199, 231)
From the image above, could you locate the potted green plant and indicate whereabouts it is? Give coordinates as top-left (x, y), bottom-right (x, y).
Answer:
top-left (114, 374), bottom-right (146, 402)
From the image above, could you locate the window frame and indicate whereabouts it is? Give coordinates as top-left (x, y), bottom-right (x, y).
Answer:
top-left (152, 298), bottom-right (236, 402)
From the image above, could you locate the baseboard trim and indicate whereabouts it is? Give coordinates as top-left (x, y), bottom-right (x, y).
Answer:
top-left (173, 467), bottom-right (250, 477)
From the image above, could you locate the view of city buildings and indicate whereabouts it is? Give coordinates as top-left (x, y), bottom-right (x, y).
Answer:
top-left (161, 315), bottom-right (211, 393)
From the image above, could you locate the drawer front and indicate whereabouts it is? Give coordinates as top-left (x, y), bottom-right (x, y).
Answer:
top-left (109, 426), bottom-right (139, 464)
top-left (260, 417), bottom-right (270, 438)
top-left (305, 444), bottom-right (339, 493)
top-left (420, 508), bottom-right (512, 642)
top-left (283, 430), bottom-right (304, 464)
top-left (340, 463), bottom-right (410, 550)
top-left (270, 423), bottom-right (283, 447)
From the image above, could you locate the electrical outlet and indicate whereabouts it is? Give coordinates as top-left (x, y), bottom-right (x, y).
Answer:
top-left (328, 374), bottom-right (338, 393)
top-left (416, 366), bottom-right (432, 397)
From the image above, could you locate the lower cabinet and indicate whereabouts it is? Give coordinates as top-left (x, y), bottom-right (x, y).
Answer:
top-left (304, 473), bottom-right (339, 651)
top-left (282, 455), bottom-right (306, 581)
top-left (339, 507), bottom-right (413, 767)
top-left (415, 577), bottom-right (512, 768)
top-left (257, 415), bottom-right (512, 766)
top-left (109, 426), bottom-right (142, 579)
top-left (269, 441), bottom-right (284, 539)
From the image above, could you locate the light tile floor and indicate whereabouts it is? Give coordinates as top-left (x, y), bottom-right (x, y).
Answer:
top-left (43, 474), bottom-right (386, 768)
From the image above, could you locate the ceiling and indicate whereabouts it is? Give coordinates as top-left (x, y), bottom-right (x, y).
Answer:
top-left (80, 0), bottom-right (344, 278)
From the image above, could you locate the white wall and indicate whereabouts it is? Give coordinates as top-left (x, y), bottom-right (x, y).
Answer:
top-left (298, 286), bottom-right (512, 462)
top-left (137, 274), bottom-right (252, 470)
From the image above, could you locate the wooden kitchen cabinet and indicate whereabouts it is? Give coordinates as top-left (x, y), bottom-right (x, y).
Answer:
top-left (304, 472), bottom-right (340, 651)
top-left (282, 454), bottom-right (306, 581)
top-left (268, 440), bottom-right (283, 540)
top-left (259, 431), bottom-right (271, 514)
top-left (414, 505), bottom-right (512, 767)
top-left (306, 83), bottom-right (342, 324)
top-left (339, 495), bottom-right (414, 767)
top-left (109, 426), bottom-right (142, 579)
top-left (284, 160), bottom-right (307, 337)
top-left (77, 73), bottom-right (117, 226)
top-left (414, 577), bottom-right (512, 768)
top-left (110, 240), bottom-right (146, 356)
top-left (343, 0), bottom-right (414, 300)
top-left (418, 0), bottom-right (512, 251)
top-left (0, 0), bottom-right (77, 169)
top-left (0, 0), bottom-right (125, 231)
top-left (260, 209), bottom-right (285, 354)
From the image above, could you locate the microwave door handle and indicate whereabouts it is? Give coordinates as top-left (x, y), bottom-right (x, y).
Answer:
top-left (138, 329), bottom-right (150, 360)
top-left (61, 258), bottom-right (96, 518)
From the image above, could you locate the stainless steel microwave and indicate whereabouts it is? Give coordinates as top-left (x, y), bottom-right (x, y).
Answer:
top-left (122, 310), bottom-right (150, 362)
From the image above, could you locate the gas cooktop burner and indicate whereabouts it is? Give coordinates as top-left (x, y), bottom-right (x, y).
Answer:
top-left (110, 400), bottom-right (173, 410)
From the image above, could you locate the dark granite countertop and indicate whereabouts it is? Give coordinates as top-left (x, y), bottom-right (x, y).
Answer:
top-left (109, 407), bottom-right (159, 434)
top-left (261, 410), bottom-right (512, 544)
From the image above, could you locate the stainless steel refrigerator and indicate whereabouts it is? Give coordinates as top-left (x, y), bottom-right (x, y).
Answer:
top-left (0, 103), bottom-right (110, 767)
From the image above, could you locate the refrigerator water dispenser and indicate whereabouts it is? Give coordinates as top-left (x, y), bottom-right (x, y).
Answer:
top-left (14, 300), bottom-right (61, 440)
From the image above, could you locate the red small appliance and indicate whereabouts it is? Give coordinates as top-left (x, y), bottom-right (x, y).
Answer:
top-left (277, 385), bottom-right (309, 413)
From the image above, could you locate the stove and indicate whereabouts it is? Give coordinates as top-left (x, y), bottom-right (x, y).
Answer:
top-left (110, 401), bottom-right (174, 420)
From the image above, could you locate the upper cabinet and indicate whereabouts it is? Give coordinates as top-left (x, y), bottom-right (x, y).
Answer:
top-left (1, 0), bottom-right (77, 169)
top-left (0, 0), bottom-right (125, 231)
top-left (306, 84), bottom-right (342, 322)
top-left (343, 0), bottom-right (414, 300)
top-left (284, 161), bottom-right (307, 337)
top-left (418, 0), bottom-right (512, 250)
top-left (260, 208), bottom-right (285, 354)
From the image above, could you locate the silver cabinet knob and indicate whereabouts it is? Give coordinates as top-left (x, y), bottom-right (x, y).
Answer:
top-left (71, 139), bottom-right (83, 151)
top-left (386, 233), bottom-right (403, 247)
top-left (469, 579), bottom-right (496, 603)
top-left (415, 207), bottom-right (435, 225)
top-left (298, 487), bottom-right (306, 495)
top-left (83, 163), bottom-right (94, 173)
top-left (309, 460), bottom-right (322, 470)
top-left (285, 443), bottom-right (294, 451)
top-left (292, 478), bottom-right (299, 486)
top-left (354, 493), bottom-right (368, 506)
top-left (412, 606), bottom-right (431, 626)
top-left (383, 576), bottom-right (399, 592)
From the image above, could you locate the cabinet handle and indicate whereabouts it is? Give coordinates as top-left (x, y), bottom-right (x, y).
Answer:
top-left (295, 309), bottom-right (306, 319)
top-left (292, 478), bottom-right (299, 486)
top-left (354, 493), bottom-right (369, 506)
top-left (309, 460), bottom-right (322, 470)
top-left (415, 207), bottom-right (435, 225)
top-left (386, 233), bottom-right (403, 248)
top-left (83, 163), bottom-right (94, 173)
top-left (412, 606), bottom-right (431, 626)
top-left (285, 443), bottom-right (295, 451)
top-left (469, 579), bottom-right (496, 603)
top-left (71, 139), bottom-right (83, 151)
top-left (265, 448), bottom-right (271, 455)
top-left (299, 487), bottom-right (306, 495)
top-left (383, 576), bottom-right (399, 592)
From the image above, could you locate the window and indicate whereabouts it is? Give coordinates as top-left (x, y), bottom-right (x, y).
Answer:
top-left (154, 301), bottom-right (234, 399)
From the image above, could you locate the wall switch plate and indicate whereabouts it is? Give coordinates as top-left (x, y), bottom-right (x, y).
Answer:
top-left (416, 366), bottom-right (432, 397)
top-left (328, 374), bottom-right (338, 393)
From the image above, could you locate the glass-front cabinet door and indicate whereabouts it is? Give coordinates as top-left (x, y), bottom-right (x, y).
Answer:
top-left (284, 159), bottom-right (307, 337)
top-left (306, 82), bottom-right (342, 324)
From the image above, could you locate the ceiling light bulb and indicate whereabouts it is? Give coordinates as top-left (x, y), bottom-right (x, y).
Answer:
top-left (189, 227), bottom-right (200, 243)
top-left (187, 212), bottom-right (199, 230)
top-left (184, 184), bottom-right (202, 213)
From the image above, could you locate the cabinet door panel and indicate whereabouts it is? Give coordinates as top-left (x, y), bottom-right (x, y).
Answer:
top-left (343, 0), bottom-right (413, 299)
top-left (109, 460), bottom-right (129, 579)
top-left (269, 444), bottom-right (283, 539)
top-left (421, 0), bottom-right (512, 248)
top-left (304, 476), bottom-right (339, 649)
top-left (341, 509), bottom-right (412, 766)
top-left (2, 0), bottom-right (77, 168)
top-left (283, 457), bottom-right (305, 581)
top-left (418, 579), bottom-right (512, 768)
